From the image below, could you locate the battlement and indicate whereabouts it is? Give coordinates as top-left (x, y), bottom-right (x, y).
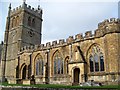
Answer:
top-left (75, 33), bottom-right (83, 41)
top-left (59, 39), bottom-right (65, 45)
top-left (20, 18), bottom-right (120, 52)
top-left (98, 18), bottom-right (120, 28)
top-left (10, 2), bottom-right (42, 17)
top-left (85, 31), bottom-right (93, 38)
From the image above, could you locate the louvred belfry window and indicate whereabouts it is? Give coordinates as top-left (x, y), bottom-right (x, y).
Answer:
top-left (28, 16), bottom-right (31, 26)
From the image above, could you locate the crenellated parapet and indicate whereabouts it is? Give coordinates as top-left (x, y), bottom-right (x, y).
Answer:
top-left (10, 2), bottom-right (42, 17)
top-left (20, 18), bottom-right (120, 53)
top-left (46, 42), bottom-right (51, 48)
top-left (20, 45), bottom-right (34, 51)
top-left (66, 36), bottom-right (74, 44)
top-left (59, 39), bottom-right (65, 45)
top-left (52, 40), bottom-right (57, 47)
top-left (95, 18), bottom-right (120, 37)
top-left (98, 18), bottom-right (120, 28)
top-left (75, 33), bottom-right (83, 41)
top-left (85, 31), bottom-right (93, 38)
top-left (10, 5), bottom-right (22, 16)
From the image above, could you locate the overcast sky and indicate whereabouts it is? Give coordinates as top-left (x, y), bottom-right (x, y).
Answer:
top-left (0, 0), bottom-right (119, 44)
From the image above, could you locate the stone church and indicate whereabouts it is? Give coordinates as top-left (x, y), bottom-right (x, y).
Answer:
top-left (0, 2), bottom-right (120, 85)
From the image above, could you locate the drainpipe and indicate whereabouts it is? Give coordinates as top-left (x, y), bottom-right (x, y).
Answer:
top-left (69, 43), bottom-right (73, 84)
top-left (29, 54), bottom-right (32, 78)
top-left (70, 43), bottom-right (73, 62)
top-left (46, 49), bottom-right (50, 84)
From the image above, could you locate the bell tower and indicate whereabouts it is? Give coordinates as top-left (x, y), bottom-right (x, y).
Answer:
top-left (2, 1), bottom-right (43, 82)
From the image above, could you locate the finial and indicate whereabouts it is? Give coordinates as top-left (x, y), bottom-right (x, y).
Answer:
top-left (9, 3), bottom-right (11, 9)
top-left (38, 5), bottom-right (40, 10)
top-left (22, 0), bottom-right (26, 7)
top-left (38, 0), bottom-right (40, 10)
top-left (23, 0), bottom-right (26, 4)
top-left (1, 41), bottom-right (3, 45)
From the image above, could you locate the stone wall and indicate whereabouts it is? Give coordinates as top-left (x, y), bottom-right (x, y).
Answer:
top-left (1, 2), bottom-right (43, 83)
top-left (18, 18), bottom-right (120, 85)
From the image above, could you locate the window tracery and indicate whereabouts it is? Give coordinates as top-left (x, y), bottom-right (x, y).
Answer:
top-left (89, 45), bottom-right (104, 72)
top-left (53, 51), bottom-right (63, 75)
top-left (35, 55), bottom-right (44, 75)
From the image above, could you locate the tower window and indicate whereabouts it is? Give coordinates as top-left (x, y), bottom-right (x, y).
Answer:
top-left (11, 16), bottom-right (19, 28)
top-left (32, 18), bottom-right (35, 27)
top-left (12, 17), bottom-right (15, 28)
top-left (15, 16), bottom-right (19, 26)
top-left (28, 16), bottom-right (31, 26)
top-left (28, 17), bottom-right (36, 28)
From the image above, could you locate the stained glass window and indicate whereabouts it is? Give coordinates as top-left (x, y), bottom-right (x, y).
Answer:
top-left (100, 53), bottom-right (104, 71)
top-left (35, 55), bottom-right (44, 75)
top-left (94, 54), bottom-right (99, 71)
top-left (89, 55), bottom-right (94, 72)
top-left (53, 51), bottom-right (63, 75)
top-left (89, 45), bottom-right (104, 72)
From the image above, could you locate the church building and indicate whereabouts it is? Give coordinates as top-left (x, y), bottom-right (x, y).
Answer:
top-left (0, 2), bottom-right (120, 85)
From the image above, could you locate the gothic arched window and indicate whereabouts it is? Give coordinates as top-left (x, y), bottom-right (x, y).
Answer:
top-left (15, 16), bottom-right (19, 26)
top-left (89, 55), bottom-right (94, 72)
top-left (35, 55), bottom-right (44, 75)
top-left (12, 17), bottom-right (15, 28)
top-left (88, 45), bottom-right (105, 72)
top-left (28, 16), bottom-right (31, 26)
top-left (94, 54), bottom-right (99, 71)
top-left (53, 51), bottom-right (63, 75)
top-left (100, 53), bottom-right (104, 71)
top-left (32, 18), bottom-right (35, 27)
top-left (64, 57), bottom-right (69, 74)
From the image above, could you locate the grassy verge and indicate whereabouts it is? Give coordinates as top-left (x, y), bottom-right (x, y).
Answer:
top-left (0, 82), bottom-right (119, 89)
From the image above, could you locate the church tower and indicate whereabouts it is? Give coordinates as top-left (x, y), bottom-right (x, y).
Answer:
top-left (2, 1), bottom-right (43, 82)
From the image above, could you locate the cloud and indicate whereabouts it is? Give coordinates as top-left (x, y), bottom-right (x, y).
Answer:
top-left (41, 2), bottom-right (118, 43)
top-left (0, 1), bottom-right (118, 44)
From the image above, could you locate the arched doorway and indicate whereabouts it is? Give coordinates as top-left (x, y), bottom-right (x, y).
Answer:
top-left (22, 65), bottom-right (27, 79)
top-left (73, 68), bottom-right (80, 85)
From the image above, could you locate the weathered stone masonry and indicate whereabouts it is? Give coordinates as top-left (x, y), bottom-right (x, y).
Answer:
top-left (18, 18), bottom-right (120, 85)
top-left (0, 2), bottom-right (120, 85)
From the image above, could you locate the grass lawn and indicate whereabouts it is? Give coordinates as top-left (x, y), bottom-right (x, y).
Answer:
top-left (0, 82), bottom-right (120, 89)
